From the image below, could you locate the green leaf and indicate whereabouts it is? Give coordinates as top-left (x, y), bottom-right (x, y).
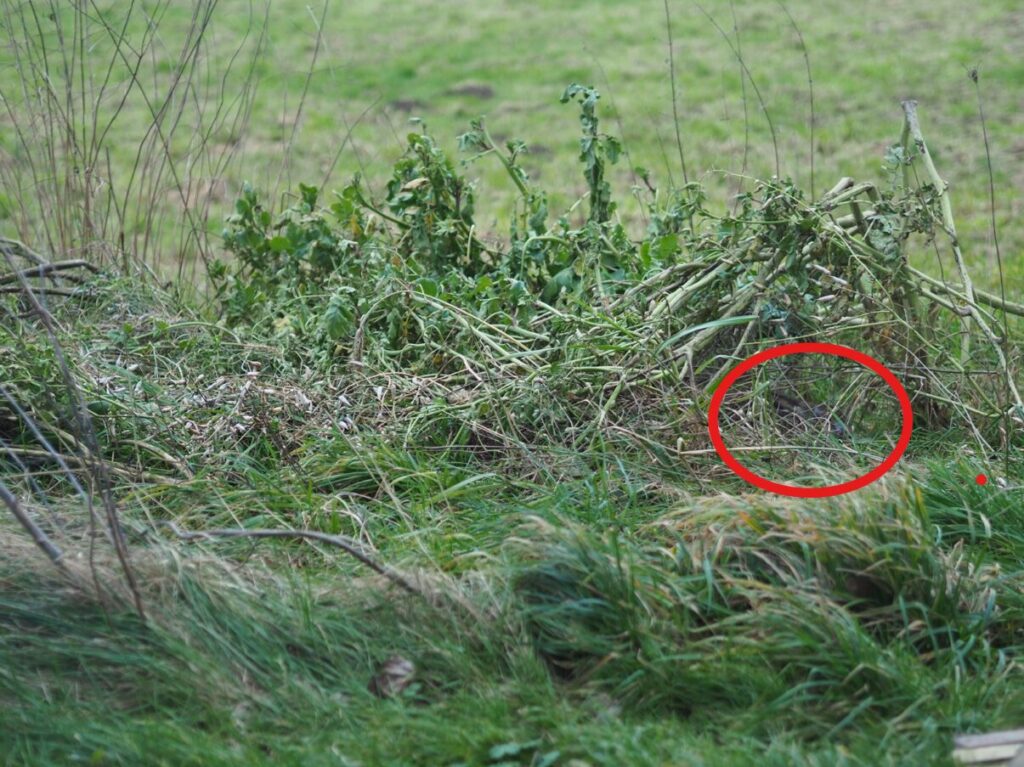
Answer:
top-left (540, 265), bottom-right (577, 303)
top-left (605, 136), bottom-right (622, 164)
top-left (268, 235), bottom-right (290, 253)
top-left (656, 233), bottom-right (678, 261)
top-left (657, 315), bottom-right (758, 352)
top-left (488, 740), bottom-right (540, 760)
top-left (299, 183), bottom-right (319, 208)
top-left (536, 752), bottom-right (561, 767)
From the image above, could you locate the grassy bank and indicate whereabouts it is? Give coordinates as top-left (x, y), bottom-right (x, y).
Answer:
top-left (1, 200), bottom-right (1021, 764)
top-left (2, 2), bottom-right (1023, 765)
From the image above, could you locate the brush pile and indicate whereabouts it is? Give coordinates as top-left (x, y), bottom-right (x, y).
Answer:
top-left (3, 95), bottom-right (1021, 496)
top-left (202, 95), bottom-right (1021, 481)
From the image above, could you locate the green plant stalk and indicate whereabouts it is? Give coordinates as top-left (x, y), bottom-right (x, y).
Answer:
top-left (908, 266), bottom-right (1024, 317)
top-left (901, 100), bottom-right (976, 360)
top-left (478, 123), bottom-right (533, 201)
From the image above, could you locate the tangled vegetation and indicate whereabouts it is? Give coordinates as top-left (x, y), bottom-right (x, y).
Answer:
top-left (203, 88), bottom-right (1020, 481)
top-left (1, 14), bottom-right (1023, 764)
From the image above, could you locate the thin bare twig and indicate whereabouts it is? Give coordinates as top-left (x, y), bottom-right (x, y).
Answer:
top-left (167, 524), bottom-right (425, 597)
top-left (694, 0), bottom-right (780, 178)
top-left (729, 0), bottom-right (750, 207)
top-left (969, 66), bottom-right (1013, 469)
top-left (0, 479), bottom-right (67, 573)
top-left (3, 251), bottom-right (145, 618)
top-left (662, 0), bottom-right (690, 186)
top-left (0, 259), bottom-right (99, 285)
top-left (277, 0), bottom-right (330, 196)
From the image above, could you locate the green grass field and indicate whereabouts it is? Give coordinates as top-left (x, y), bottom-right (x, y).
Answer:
top-left (2, 2), bottom-right (1023, 766)
top-left (2, 0), bottom-right (1023, 286)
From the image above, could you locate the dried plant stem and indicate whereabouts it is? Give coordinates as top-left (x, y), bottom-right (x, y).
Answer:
top-left (899, 101), bottom-right (1022, 423)
top-left (0, 259), bottom-right (100, 285)
top-left (0, 237), bottom-right (48, 266)
top-left (695, 1), bottom-right (780, 178)
top-left (0, 445), bottom-right (180, 486)
top-left (907, 266), bottom-right (1024, 317)
top-left (730, 1), bottom-right (750, 205)
top-left (775, 0), bottom-right (814, 199)
top-left (970, 66), bottom-right (1013, 466)
top-left (662, 0), bottom-right (690, 186)
top-left (3, 255), bottom-right (145, 618)
top-left (168, 524), bottom-right (424, 597)
top-left (0, 480), bottom-right (67, 573)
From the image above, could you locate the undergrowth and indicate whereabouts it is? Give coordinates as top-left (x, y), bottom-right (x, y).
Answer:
top-left (1, 24), bottom-right (1023, 766)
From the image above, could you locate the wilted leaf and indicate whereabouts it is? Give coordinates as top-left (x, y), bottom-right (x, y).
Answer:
top-left (367, 655), bottom-right (416, 699)
top-left (400, 177), bottom-right (430, 192)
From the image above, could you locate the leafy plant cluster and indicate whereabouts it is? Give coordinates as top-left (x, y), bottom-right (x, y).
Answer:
top-left (208, 84), bottom-right (1016, 452)
top-left (211, 86), bottom-right (653, 357)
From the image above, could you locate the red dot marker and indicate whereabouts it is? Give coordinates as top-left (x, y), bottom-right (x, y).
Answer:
top-left (975, 474), bottom-right (988, 486)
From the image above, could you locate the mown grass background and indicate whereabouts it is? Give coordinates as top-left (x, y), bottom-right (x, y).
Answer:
top-left (2, 0), bottom-right (1022, 284)
top-left (2, 2), bottom-right (1023, 766)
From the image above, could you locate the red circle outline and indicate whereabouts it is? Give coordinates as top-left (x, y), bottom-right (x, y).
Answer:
top-left (707, 342), bottom-right (913, 497)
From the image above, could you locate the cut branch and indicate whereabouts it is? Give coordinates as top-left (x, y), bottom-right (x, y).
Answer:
top-left (0, 259), bottom-right (100, 286)
top-left (901, 100), bottom-right (976, 358)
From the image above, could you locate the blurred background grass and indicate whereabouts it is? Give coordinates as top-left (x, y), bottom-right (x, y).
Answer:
top-left (2, 0), bottom-right (1021, 287)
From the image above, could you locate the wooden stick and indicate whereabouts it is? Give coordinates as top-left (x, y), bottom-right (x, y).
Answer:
top-left (908, 266), bottom-right (1024, 317)
top-left (0, 259), bottom-right (99, 285)
top-left (167, 524), bottom-right (425, 597)
top-left (0, 480), bottom-right (67, 573)
top-left (0, 237), bottom-right (48, 266)
top-left (0, 286), bottom-right (82, 296)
